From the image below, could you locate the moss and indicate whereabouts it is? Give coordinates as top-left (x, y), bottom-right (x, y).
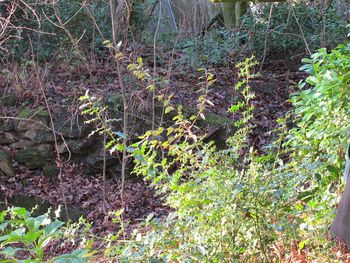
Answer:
top-left (16, 148), bottom-right (51, 169)
top-left (200, 112), bottom-right (234, 128)
top-left (18, 107), bottom-right (31, 118)
top-left (42, 164), bottom-right (59, 178)
top-left (183, 107), bottom-right (235, 129)
top-left (18, 106), bottom-right (49, 122)
top-left (106, 94), bottom-right (123, 112)
top-left (0, 149), bottom-right (8, 161)
top-left (36, 107), bottom-right (49, 120)
top-left (0, 94), bottom-right (17, 107)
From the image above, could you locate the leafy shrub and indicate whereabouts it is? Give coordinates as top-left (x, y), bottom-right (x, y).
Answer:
top-left (177, 3), bottom-right (348, 66)
top-left (244, 3), bottom-right (348, 59)
top-left (284, 43), bottom-right (350, 254)
top-left (0, 207), bottom-right (92, 262)
top-left (178, 29), bottom-right (246, 66)
top-left (7, 44), bottom-right (349, 261)
top-left (1, 0), bottom-right (111, 62)
top-left (105, 57), bottom-right (306, 262)
top-left (108, 46), bottom-right (350, 261)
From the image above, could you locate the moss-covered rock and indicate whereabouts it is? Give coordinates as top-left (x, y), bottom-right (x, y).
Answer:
top-left (16, 148), bottom-right (53, 169)
top-left (0, 119), bottom-right (16, 132)
top-left (68, 137), bottom-right (97, 154)
top-left (0, 94), bottom-right (18, 107)
top-left (182, 107), bottom-right (237, 149)
top-left (0, 133), bottom-right (15, 145)
top-left (106, 94), bottom-right (123, 112)
top-left (17, 108), bottom-right (49, 131)
top-left (0, 149), bottom-right (15, 176)
top-left (10, 140), bottom-right (35, 149)
top-left (183, 107), bottom-right (235, 129)
top-left (54, 110), bottom-right (92, 138)
top-left (42, 163), bottom-right (59, 178)
top-left (24, 129), bottom-right (54, 143)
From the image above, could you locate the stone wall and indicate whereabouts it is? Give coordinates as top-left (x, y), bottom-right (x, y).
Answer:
top-left (0, 92), bottom-right (235, 179)
top-left (0, 104), bottom-right (122, 178)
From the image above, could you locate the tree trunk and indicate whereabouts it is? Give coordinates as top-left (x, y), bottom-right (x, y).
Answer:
top-left (222, 1), bottom-right (248, 29)
top-left (109, 0), bottom-right (130, 44)
top-left (222, 2), bottom-right (236, 28)
top-left (216, 0), bottom-right (285, 29)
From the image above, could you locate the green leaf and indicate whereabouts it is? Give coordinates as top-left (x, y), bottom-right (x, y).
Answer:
top-left (27, 215), bottom-right (46, 231)
top-left (326, 165), bottom-right (339, 174)
top-left (53, 249), bottom-right (91, 263)
top-left (43, 221), bottom-right (64, 236)
top-left (0, 222), bottom-right (9, 231)
top-left (165, 106), bottom-right (174, 114)
top-left (10, 207), bottom-right (29, 219)
top-left (114, 131), bottom-right (127, 139)
top-left (25, 230), bottom-right (42, 242)
top-left (306, 76), bottom-right (318, 85)
top-left (0, 246), bottom-right (22, 257)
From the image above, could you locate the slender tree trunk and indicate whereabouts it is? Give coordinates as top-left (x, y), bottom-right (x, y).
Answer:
top-left (219, 0), bottom-right (284, 29)
top-left (109, 0), bottom-right (118, 45)
top-left (109, 0), bottom-right (130, 44)
top-left (222, 2), bottom-right (236, 29)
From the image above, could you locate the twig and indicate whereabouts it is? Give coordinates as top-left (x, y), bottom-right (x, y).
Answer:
top-left (152, 0), bottom-right (162, 131)
top-left (33, 66), bottom-right (70, 221)
top-left (290, 2), bottom-right (311, 55)
top-left (102, 121), bottom-right (111, 210)
top-left (260, 4), bottom-right (274, 72)
top-left (109, 1), bottom-right (128, 202)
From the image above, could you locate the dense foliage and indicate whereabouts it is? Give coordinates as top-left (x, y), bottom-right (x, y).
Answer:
top-left (179, 3), bottom-right (348, 66)
top-left (1, 0), bottom-right (350, 262)
top-left (2, 42), bottom-right (350, 261)
top-left (0, 207), bottom-right (92, 262)
top-left (1, 0), bottom-right (111, 61)
top-left (109, 45), bottom-right (350, 261)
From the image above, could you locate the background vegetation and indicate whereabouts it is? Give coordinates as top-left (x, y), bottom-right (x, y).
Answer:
top-left (1, 0), bottom-right (350, 262)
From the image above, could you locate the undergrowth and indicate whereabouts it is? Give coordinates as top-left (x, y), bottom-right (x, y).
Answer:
top-left (178, 3), bottom-right (348, 66)
top-left (105, 46), bottom-right (349, 261)
top-left (1, 39), bottom-right (350, 262)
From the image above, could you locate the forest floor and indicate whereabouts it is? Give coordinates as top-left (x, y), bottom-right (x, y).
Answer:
top-left (2, 50), bottom-right (339, 260)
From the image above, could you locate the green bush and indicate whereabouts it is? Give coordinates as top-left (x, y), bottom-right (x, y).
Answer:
top-left (244, 3), bottom-right (348, 59)
top-left (0, 207), bottom-right (92, 262)
top-left (106, 57), bottom-right (305, 262)
top-left (177, 3), bottom-right (348, 66)
top-left (283, 43), bottom-right (350, 255)
top-left (108, 46), bottom-right (350, 261)
top-left (1, 0), bottom-right (111, 62)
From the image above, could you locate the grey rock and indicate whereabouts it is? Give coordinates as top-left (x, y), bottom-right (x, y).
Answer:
top-left (57, 142), bottom-right (69, 154)
top-left (17, 109), bottom-right (49, 131)
top-left (0, 149), bottom-right (15, 176)
top-left (16, 148), bottom-right (53, 170)
top-left (0, 132), bottom-right (16, 145)
top-left (24, 129), bottom-right (54, 143)
top-left (18, 120), bottom-right (44, 131)
top-left (54, 111), bottom-right (91, 139)
top-left (10, 140), bottom-right (35, 149)
top-left (57, 137), bottom-right (96, 154)
top-left (37, 144), bottom-right (54, 154)
top-left (69, 137), bottom-right (96, 154)
top-left (0, 120), bottom-right (16, 132)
